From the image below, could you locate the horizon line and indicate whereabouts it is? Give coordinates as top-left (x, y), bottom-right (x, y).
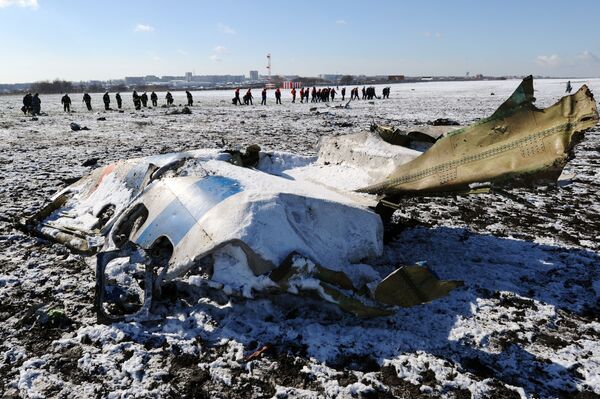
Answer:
top-left (2, 74), bottom-right (599, 86)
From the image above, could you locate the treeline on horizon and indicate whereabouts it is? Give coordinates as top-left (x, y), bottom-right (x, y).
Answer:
top-left (28, 79), bottom-right (129, 94)
top-left (25, 75), bottom-right (357, 95)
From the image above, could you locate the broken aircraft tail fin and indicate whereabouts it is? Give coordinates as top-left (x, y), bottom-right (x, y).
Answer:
top-left (359, 77), bottom-right (599, 197)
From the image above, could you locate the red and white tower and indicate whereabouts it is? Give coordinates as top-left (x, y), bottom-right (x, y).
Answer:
top-left (266, 53), bottom-right (272, 82)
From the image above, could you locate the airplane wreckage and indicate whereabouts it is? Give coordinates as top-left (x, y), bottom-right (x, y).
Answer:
top-left (20, 77), bottom-right (599, 322)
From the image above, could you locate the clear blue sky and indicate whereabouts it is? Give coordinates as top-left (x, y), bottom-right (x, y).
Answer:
top-left (1, 0), bottom-right (599, 83)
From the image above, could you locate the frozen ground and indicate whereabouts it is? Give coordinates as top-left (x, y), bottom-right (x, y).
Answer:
top-left (0, 79), bottom-right (599, 398)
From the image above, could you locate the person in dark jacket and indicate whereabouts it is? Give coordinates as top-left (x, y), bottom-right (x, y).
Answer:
top-left (165, 91), bottom-right (173, 106)
top-left (116, 93), bottom-right (122, 109)
top-left (103, 92), bottom-right (110, 110)
top-left (31, 93), bottom-right (41, 115)
top-left (186, 90), bottom-right (193, 106)
top-left (83, 93), bottom-right (92, 111)
top-left (275, 88), bottom-right (281, 104)
top-left (291, 87), bottom-right (296, 103)
top-left (330, 88), bottom-right (336, 101)
top-left (368, 86), bottom-right (378, 100)
top-left (341, 87), bottom-right (346, 101)
top-left (22, 93), bottom-right (32, 115)
top-left (234, 88), bottom-right (241, 105)
top-left (132, 90), bottom-right (141, 110)
top-left (140, 92), bottom-right (148, 107)
top-left (566, 80), bottom-right (572, 93)
top-left (261, 88), bottom-right (267, 105)
top-left (61, 94), bottom-right (72, 112)
top-left (244, 89), bottom-right (253, 105)
top-left (150, 91), bottom-right (158, 107)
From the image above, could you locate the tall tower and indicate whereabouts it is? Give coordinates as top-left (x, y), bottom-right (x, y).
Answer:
top-left (266, 53), bottom-right (272, 81)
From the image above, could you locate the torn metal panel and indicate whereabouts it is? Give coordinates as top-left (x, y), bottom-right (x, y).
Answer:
top-left (374, 266), bottom-right (463, 307)
top-left (360, 76), bottom-right (599, 196)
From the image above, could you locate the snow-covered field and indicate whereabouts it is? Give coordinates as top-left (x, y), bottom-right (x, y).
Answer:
top-left (1, 79), bottom-right (599, 398)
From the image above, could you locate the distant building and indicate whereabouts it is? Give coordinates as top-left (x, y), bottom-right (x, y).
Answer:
top-left (319, 74), bottom-right (342, 82)
top-left (125, 76), bottom-right (145, 85)
top-left (249, 70), bottom-right (259, 80)
top-left (388, 75), bottom-right (405, 81)
top-left (185, 72), bottom-right (193, 82)
top-left (281, 81), bottom-right (302, 89)
top-left (170, 80), bottom-right (190, 87)
top-left (145, 75), bottom-right (160, 82)
top-left (191, 75), bottom-right (245, 84)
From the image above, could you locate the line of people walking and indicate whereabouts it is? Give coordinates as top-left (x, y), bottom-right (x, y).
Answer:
top-left (232, 86), bottom-right (391, 105)
top-left (20, 86), bottom-right (390, 115)
top-left (130, 90), bottom-right (192, 110)
top-left (48, 90), bottom-right (192, 113)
